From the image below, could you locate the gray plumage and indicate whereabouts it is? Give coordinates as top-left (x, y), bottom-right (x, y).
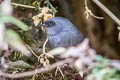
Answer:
top-left (44, 17), bottom-right (84, 49)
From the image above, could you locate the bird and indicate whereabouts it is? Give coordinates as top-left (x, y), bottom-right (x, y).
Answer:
top-left (43, 17), bottom-right (84, 49)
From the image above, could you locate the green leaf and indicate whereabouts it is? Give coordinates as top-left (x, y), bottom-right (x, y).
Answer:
top-left (5, 29), bottom-right (31, 57)
top-left (8, 60), bottom-right (32, 69)
top-left (5, 29), bottom-right (22, 45)
top-left (96, 55), bottom-right (104, 61)
top-left (0, 15), bottom-right (29, 31)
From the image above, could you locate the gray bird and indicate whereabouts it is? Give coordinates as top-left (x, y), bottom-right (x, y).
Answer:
top-left (43, 17), bottom-right (84, 49)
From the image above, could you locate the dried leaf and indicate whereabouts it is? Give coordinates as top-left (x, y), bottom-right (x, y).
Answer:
top-left (0, 22), bottom-right (6, 49)
top-left (48, 47), bottom-right (66, 56)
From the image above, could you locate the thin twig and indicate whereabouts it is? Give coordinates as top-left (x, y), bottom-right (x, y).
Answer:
top-left (84, 0), bottom-right (104, 19)
top-left (0, 59), bottom-right (73, 78)
top-left (55, 66), bottom-right (65, 78)
top-left (39, 37), bottom-right (54, 58)
top-left (92, 0), bottom-right (120, 26)
top-left (11, 3), bottom-right (35, 9)
top-left (43, 38), bottom-right (48, 54)
top-left (26, 45), bottom-right (39, 59)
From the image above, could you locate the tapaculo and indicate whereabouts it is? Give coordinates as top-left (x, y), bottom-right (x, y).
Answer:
top-left (43, 17), bottom-right (84, 49)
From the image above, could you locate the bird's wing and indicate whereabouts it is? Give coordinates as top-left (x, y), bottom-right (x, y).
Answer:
top-left (53, 30), bottom-right (83, 47)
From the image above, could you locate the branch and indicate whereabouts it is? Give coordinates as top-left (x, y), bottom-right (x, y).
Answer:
top-left (92, 0), bottom-right (120, 26)
top-left (0, 59), bottom-right (73, 78)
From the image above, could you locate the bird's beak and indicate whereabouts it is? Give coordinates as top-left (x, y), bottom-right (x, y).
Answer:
top-left (39, 24), bottom-right (46, 33)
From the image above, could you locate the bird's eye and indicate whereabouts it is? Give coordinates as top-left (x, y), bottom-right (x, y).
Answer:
top-left (44, 21), bottom-right (55, 27)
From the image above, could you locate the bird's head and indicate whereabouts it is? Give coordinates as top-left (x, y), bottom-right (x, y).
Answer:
top-left (40, 17), bottom-right (75, 36)
top-left (42, 17), bottom-right (63, 36)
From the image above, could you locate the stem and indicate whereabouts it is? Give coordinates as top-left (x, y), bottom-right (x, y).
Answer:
top-left (11, 3), bottom-right (35, 9)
